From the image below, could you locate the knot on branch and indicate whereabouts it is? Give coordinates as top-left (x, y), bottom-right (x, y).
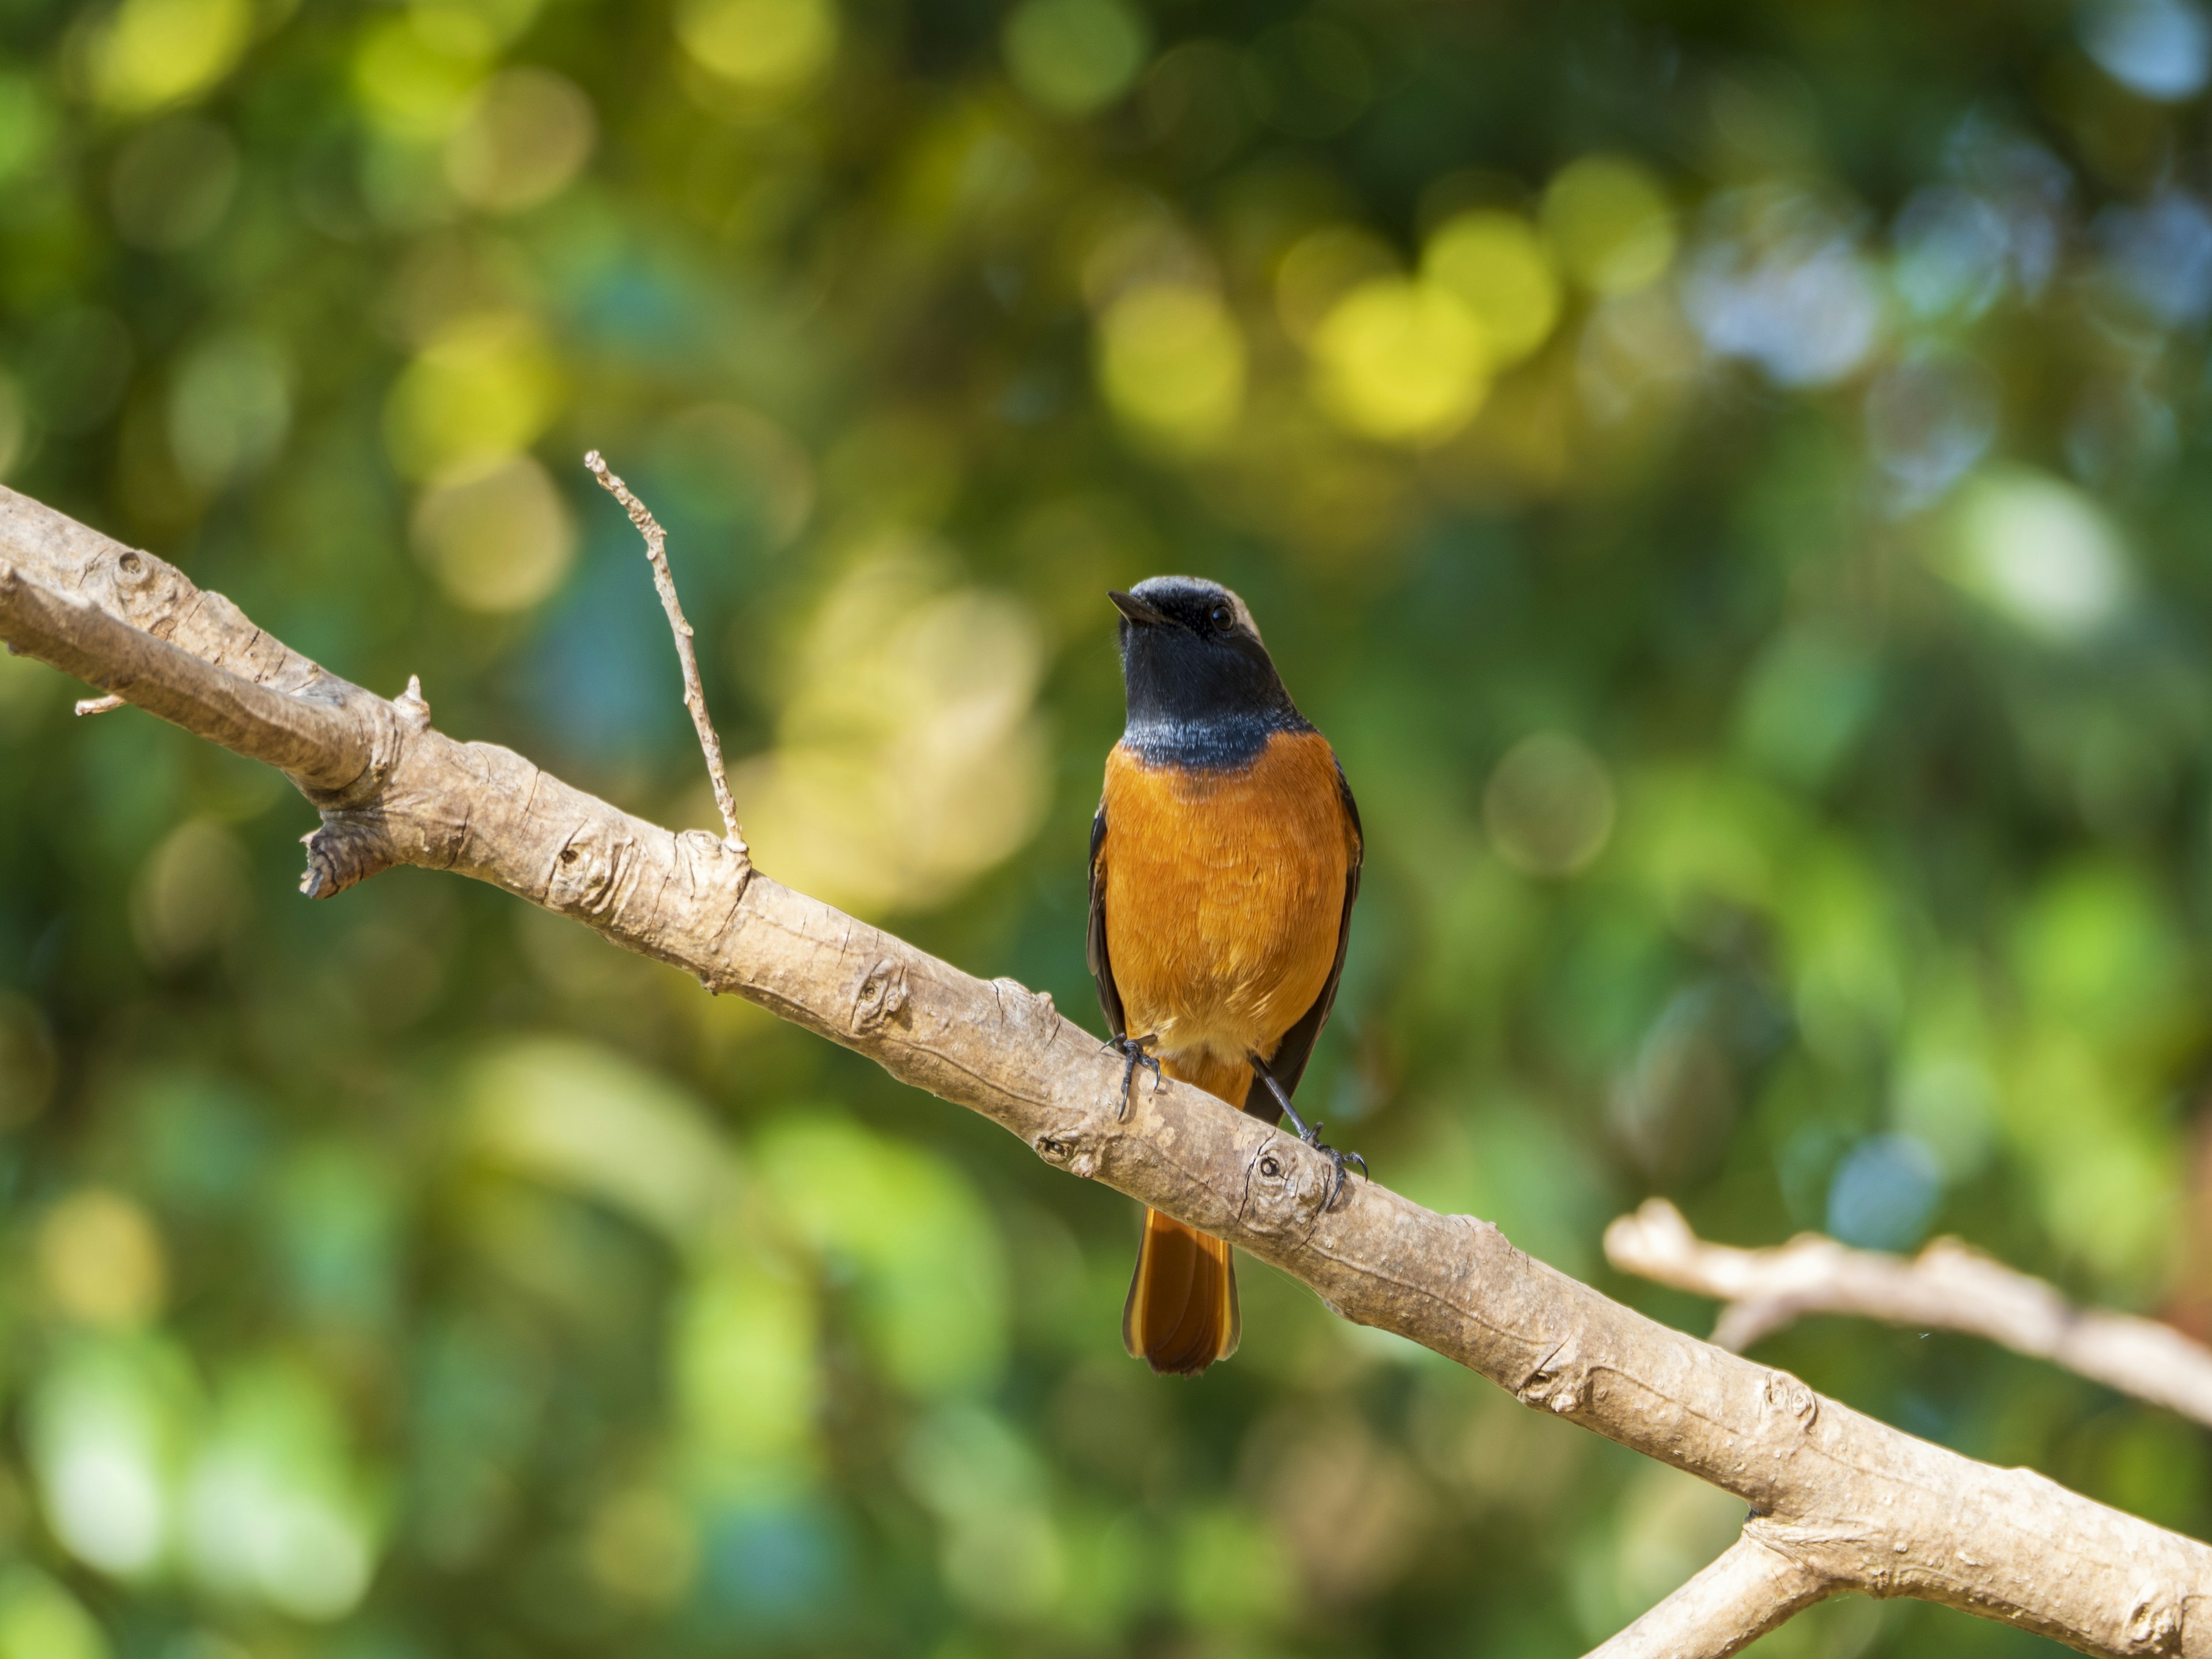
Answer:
top-left (2123, 1585), bottom-right (2184, 1656)
top-left (548, 824), bottom-right (643, 919)
top-left (1516, 1334), bottom-right (1592, 1416)
top-left (1760, 1371), bottom-right (1820, 1430)
top-left (86, 542), bottom-right (188, 630)
top-left (1240, 1129), bottom-right (1337, 1242)
top-left (853, 959), bottom-right (911, 1035)
top-left (1034, 1128), bottom-right (1103, 1181)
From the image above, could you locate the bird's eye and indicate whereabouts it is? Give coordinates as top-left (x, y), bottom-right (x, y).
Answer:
top-left (1209, 604), bottom-right (1233, 631)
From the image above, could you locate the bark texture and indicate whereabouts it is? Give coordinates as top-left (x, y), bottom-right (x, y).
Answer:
top-left (1584, 1536), bottom-right (1832, 1659)
top-left (1608, 1198), bottom-right (2212, 1427)
top-left (6, 482), bottom-right (2212, 1659)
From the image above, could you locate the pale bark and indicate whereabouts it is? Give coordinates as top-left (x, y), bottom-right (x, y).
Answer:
top-left (6, 480), bottom-right (2212, 1659)
top-left (1585, 1536), bottom-right (1831, 1659)
top-left (1608, 1197), bottom-right (2212, 1427)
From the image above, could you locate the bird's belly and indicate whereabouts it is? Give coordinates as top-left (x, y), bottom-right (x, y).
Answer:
top-left (1100, 730), bottom-right (1350, 1083)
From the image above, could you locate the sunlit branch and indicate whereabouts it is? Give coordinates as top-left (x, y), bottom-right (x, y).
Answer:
top-left (585, 449), bottom-right (746, 854)
top-left (5, 480), bottom-right (2212, 1659)
top-left (1606, 1198), bottom-right (2212, 1427)
top-left (1582, 1534), bottom-right (1831, 1659)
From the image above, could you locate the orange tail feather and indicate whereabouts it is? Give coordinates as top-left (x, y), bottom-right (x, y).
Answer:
top-left (1123, 1207), bottom-right (1240, 1376)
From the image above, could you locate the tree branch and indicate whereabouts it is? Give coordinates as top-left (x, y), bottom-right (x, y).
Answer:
top-left (585, 449), bottom-right (745, 852)
top-left (1607, 1198), bottom-right (2212, 1427)
top-left (1584, 1534), bottom-right (1831, 1659)
top-left (5, 479), bottom-right (2212, 1659)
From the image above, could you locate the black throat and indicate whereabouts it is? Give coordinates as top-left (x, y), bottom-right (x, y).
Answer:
top-left (1118, 617), bottom-right (1310, 772)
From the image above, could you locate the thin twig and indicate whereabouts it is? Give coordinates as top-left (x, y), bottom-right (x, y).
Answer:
top-left (1606, 1198), bottom-right (2212, 1426)
top-left (584, 450), bottom-right (745, 853)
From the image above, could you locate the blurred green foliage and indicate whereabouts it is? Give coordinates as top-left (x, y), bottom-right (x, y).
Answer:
top-left (3, 0), bottom-right (2212, 1653)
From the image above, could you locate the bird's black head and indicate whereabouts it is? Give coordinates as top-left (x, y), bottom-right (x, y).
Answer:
top-left (1110, 576), bottom-right (1309, 768)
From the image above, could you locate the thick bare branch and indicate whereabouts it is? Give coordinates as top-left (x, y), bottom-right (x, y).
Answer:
top-left (1607, 1198), bottom-right (2212, 1427)
top-left (0, 558), bottom-right (380, 793)
top-left (1583, 1535), bottom-right (1832, 1659)
top-left (5, 479), bottom-right (2212, 1659)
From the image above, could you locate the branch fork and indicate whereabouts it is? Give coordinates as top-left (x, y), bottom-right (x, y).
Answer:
top-left (6, 479), bottom-right (2212, 1659)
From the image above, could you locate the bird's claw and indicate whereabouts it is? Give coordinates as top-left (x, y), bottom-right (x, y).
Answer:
top-left (1104, 1033), bottom-right (1161, 1119)
top-left (1298, 1120), bottom-right (1366, 1210)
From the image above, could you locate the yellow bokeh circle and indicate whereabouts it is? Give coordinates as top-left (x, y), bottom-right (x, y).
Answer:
top-left (1541, 155), bottom-right (1676, 295)
top-left (676, 0), bottom-right (839, 93)
top-left (1422, 210), bottom-right (1561, 367)
top-left (91, 0), bottom-right (253, 114)
top-left (1309, 278), bottom-right (1490, 446)
top-left (384, 310), bottom-right (563, 479)
top-left (1096, 285), bottom-right (1247, 453)
top-left (411, 454), bottom-right (577, 613)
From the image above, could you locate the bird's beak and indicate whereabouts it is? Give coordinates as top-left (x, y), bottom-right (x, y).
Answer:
top-left (1108, 589), bottom-right (1169, 627)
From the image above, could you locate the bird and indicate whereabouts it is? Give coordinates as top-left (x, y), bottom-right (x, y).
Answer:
top-left (1087, 575), bottom-right (1363, 1377)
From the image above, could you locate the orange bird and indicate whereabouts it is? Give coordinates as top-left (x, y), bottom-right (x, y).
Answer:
top-left (1088, 577), bottom-right (1363, 1377)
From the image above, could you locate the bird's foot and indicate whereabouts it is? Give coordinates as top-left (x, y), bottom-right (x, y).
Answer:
top-left (1248, 1050), bottom-right (1367, 1210)
top-left (1297, 1121), bottom-right (1367, 1211)
top-left (1103, 1032), bottom-right (1161, 1119)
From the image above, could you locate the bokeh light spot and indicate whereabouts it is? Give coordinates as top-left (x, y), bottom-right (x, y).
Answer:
top-left (131, 819), bottom-right (249, 970)
top-left (90, 0), bottom-right (252, 114)
top-left (462, 1037), bottom-right (732, 1243)
top-left (1096, 283), bottom-right (1246, 452)
top-left (676, 0), bottom-right (839, 94)
top-left (1682, 188), bottom-right (1881, 388)
top-left (446, 67), bottom-right (597, 213)
top-left (39, 1192), bottom-right (167, 1329)
top-left (351, 14), bottom-right (488, 139)
top-left (1941, 467), bottom-right (2130, 641)
top-left (679, 1256), bottom-right (820, 1474)
top-left (1827, 1134), bottom-right (1942, 1251)
top-left (26, 1342), bottom-right (188, 1578)
top-left (1422, 210), bottom-right (1561, 367)
top-left (2080, 0), bottom-right (2212, 100)
top-left (0, 1568), bottom-right (111, 1659)
top-left (588, 1488), bottom-right (698, 1607)
top-left (737, 548), bottom-right (1050, 914)
top-left (1865, 351), bottom-right (1998, 509)
top-left (411, 454), bottom-right (577, 612)
top-left (1275, 224), bottom-right (1399, 346)
top-left (181, 1363), bottom-right (379, 1620)
top-left (0, 73), bottom-right (56, 190)
top-left (1309, 277), bottom-right (1488, 445)
top-left (384, 310), bottom-right (563, 479)
top-left (1484, 734), bottom-right (1616, 878)
top-left (169, 331), bottom-right (291, 492)
top-left (1541, 156), bottom-right (1676, 294)
top-left (1003, 0), bottom-right (1150, 116)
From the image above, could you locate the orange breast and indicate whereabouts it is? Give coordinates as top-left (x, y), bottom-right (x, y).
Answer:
top-left (1099, 729), bottom-right (1352, 1097)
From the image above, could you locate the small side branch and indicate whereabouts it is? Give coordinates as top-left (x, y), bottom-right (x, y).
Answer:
top-left (1583, 1534), bottom-right (1830, 1659)
top-left (585, 450), bottom-right (745, 853)
top-left (1607, 1199), bottom-right (2212, 1427)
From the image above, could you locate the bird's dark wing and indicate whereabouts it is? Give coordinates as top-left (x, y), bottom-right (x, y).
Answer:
top-left (1259, 759), bottom-right (1362, 1101)
top-left (1087, 805), bottom-right (1127, 1041)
